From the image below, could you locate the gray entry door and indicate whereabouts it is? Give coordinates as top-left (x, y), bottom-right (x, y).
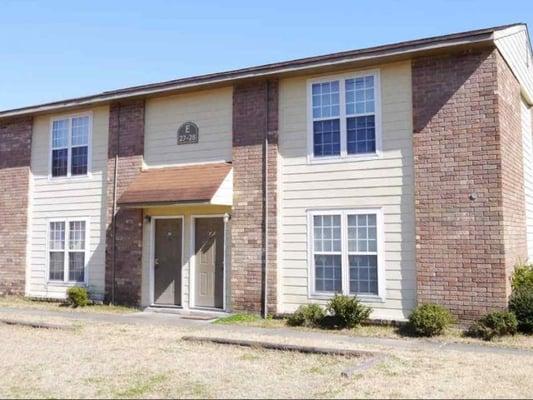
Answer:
top-left (154, 218), bottom-right (183, 306)
top-left (195, 217), bottom-right (224, 309)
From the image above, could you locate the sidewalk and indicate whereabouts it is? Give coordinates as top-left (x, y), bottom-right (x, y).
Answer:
top-left (0, 305), bottom-right (531, 357)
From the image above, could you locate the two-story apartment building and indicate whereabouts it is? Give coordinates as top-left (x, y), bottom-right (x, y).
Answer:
top-left (1, 24), bottom-right (532, 322)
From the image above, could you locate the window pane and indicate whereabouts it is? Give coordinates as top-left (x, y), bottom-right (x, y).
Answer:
top-left (349, 255), bottom-right (378, 295)
top-left (347, 115), bottom-right (375, 155)
top-left (314, 215), bottom-right (341, 252)
top-left (312, 81), bottom-right (340, 119)
top-left (348, 213), bottom-right (377, 253)
top-left (52, 149), bottom-right (68, 177)
top-left (313, 119), bottom-right (340, 157)
top-left (49, 252), bottom-right (64, 281)
top-left (345, 76), bottom-right (375, 115)
top-left (69, 221), bottom-right (86, 250)
top-left (52, 119), bottom-right (68, 149)
top-left (69, 252), bottom-right (85, 282)
top-left (71, 117), bottom-right (89, 146)
top-left (49, 222), bottom-right (65, 250)
top-left (315, 254), bottom-right (342, 292)
top-left (71, 146), bottom-right (88, 175)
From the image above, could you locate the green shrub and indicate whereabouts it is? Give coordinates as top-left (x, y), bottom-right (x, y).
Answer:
top-left (511, 264), bottom-right (533, 291)
top-left (287, 304), bottom-right (325, 328)
top-left (66, 287), bottom-right (89, 307)
top-left (509, 288), bottom-right (533, 334)
top-left (326, 294), bottom-right (372, 329)
top-left (466, 311), bottom-right (518, 341)
top-left (408, 304), bottom-right (455, 337)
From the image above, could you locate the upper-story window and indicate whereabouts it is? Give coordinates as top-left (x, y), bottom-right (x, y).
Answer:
top-left (51, 114), bottom-right (91, 178)
top-left (308, 70), bottom-right (381, 161)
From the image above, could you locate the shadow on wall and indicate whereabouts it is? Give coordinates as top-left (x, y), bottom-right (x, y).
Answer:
top-left (412, 50), bottom-right (491, 133)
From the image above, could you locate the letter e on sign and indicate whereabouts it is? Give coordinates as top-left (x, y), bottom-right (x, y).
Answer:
top-left (177, 122), bottom-right (199, 145)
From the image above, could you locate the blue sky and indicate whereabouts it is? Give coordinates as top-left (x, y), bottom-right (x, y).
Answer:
top-left (1, 0), bottom-right (532, 110)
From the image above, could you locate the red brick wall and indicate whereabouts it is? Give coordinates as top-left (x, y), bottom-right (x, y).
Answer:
top-left (232, 79), bottom-right (278, 313)
top-left (496, 52), bottom-right (528, 296)
top-left (0, 117), bottom-right (32, 295)
top-left (105, 100), bottom-right (145, 305)
top-left (413, 48), bottom-right (527, 321)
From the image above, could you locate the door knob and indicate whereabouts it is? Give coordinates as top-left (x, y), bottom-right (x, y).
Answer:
top-left (154, 257), bottom-right (160, 267)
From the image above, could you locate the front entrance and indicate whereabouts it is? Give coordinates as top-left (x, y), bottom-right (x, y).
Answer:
top-left (194, 217), bottom-right (225, 309)
top-left (153, 218), bottom-right (183, 306)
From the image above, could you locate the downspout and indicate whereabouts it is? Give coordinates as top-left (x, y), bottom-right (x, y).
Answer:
top-left (263, 81), bottom-right (270, 319)
top-left (111, 105), bottom-right (120, 304)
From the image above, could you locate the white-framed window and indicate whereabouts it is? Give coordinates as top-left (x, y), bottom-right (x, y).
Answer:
top-left (50, 113), bottom-right (92, 178)
top-left (47, 218), bottom-right (89, 284)
top-left (308, 209), bottom-right (385, 299)
top-left (307, 70), bottom-right (381, 162)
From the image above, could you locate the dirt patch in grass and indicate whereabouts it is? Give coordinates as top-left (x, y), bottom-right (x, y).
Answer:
top-left (1, 313), bottom-right (532, 398)
top-left (0, 295), bottom-right (137, 314)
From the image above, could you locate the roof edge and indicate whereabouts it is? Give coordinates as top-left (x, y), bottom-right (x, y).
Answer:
top-left (1, 23), bottom-right (522, 119)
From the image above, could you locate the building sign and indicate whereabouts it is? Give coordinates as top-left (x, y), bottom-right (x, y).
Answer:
top-left (177, 122), bottom-right (199, 145)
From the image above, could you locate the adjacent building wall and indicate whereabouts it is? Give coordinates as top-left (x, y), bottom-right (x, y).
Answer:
top-left (28, 107), bottom-right (108, 299)
top-left (497, 51), bottom-right (528, 297)
top-left (0, 117), bottom-right (32, 295)
top-left (413, 47), bottom-right (527, 322)
top-left (277, 61), bottom-right (416, 320)
top-left (521, 98), bottom-right (533, 259)
top-left (144, 87), bottom-right (233, 168)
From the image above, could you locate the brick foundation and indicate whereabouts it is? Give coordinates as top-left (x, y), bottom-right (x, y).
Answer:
top-left (105, 100), bottom-right (145, 305)
top-left (0, 117), bottom-right (32, 295)
top-left (413, 48), bottom-right (527, 321)
top-left (231, 79), bottom-right (278, 313)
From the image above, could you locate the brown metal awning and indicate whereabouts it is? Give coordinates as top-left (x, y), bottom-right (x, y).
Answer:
top-left (118, 162), bottom-right (232, 207)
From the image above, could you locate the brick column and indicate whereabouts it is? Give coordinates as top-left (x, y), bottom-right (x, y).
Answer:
top-left (105, 99), bottom-right (145, 305)
top-left (0, 117), bottom-right (32, 295)
top-left (412, 48), bottom-right (527, 322)
top-left (231, 79), bottom-right (278, 313)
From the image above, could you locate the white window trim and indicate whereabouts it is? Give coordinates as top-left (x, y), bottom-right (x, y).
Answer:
top-left (307, 208), bottom-right (386, 302)
top-left (46, 217), bottom-right (90, 286)
top-left (48, 111), bottom-right (93, 181)
top-left (306, 69), bottom-right (382, 164)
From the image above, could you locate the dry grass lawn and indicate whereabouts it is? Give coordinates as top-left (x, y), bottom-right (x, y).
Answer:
top-left (215, 313), bottom-right (533, 350)
top-left (1, 312), bottom-right (532, 399)
top-left (0, 295), bottom-right (136, 314)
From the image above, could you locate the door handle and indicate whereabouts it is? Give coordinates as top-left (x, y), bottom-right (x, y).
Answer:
top-left (154, 257), bottom-right (160, 267)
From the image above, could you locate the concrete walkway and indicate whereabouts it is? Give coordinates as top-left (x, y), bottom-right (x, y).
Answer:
top-left (1, 306), bottom-right (531, 357)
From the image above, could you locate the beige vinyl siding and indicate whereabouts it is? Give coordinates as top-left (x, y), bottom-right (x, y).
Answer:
top-left (495, 26), bottom-right (533, 104)
top-left (144, 87), bottom-right (233, 168)
top-left (278, 61), bottom-right (415, 320)
top-left (522, 99), bottom-right (533, 259)
top-left (28, 106), bottom-right (109, 299)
